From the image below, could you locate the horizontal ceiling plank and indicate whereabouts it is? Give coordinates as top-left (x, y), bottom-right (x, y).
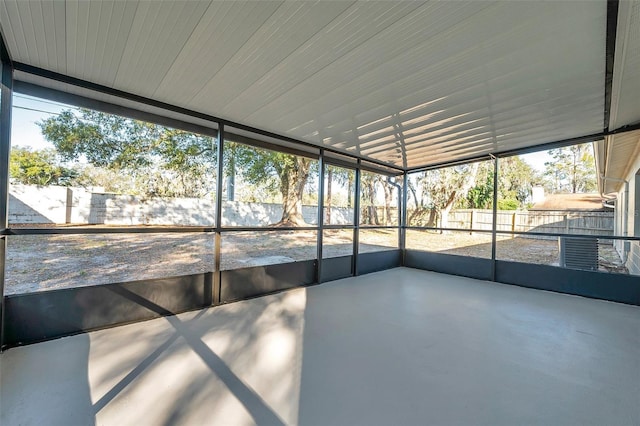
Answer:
top-left (153, 1), bottom-right (284, 106)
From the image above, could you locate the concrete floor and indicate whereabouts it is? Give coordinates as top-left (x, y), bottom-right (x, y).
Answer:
top-left (1, 268), bottom-right (639, 426)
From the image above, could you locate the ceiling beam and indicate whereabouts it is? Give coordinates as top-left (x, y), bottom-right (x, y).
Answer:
top-left (0, 26), bottom-right (11, 65)
top-left (604, 0), bottom-right (619, 132)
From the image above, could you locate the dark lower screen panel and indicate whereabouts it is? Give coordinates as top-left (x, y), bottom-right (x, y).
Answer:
top-left (321, 255), bottom-right (353, 282)
top-left (495, 260), bottom-right (640, 306)
top-left (358, 250), bottom-right (401, 275)
top-left (404, 250), bottom-right (493, 281)
top-left (220, 260), bottom-right (316, 304)
top-left (3, 273), bottom-right (213, 348)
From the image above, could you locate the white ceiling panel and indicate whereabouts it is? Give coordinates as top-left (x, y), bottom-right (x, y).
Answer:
top-left (13, 69), bottom-right (219, 134)
top-left (66, 0), bottom-right (138, 85)
top-left (0, 0), bottom-right (66, 71)
top-left (240, 2), bottom-right (605, 168)
top-left (190, 1), bottom-right (357, 107)
top-left (113, 0), bottom-right (211, 96)
top-left (153, 1), bottom-right (284, 106)
top-left (1, 0), bottom-right (632, 170)
top-left (210, 1), bottom-right (424, 118)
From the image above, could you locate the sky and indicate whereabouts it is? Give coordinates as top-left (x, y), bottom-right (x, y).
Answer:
top-left (11, 94), bottom-right (552, 171)
top-left (11, 94), bottom-right (67, 150)
top-left (521, 151), bottom-right (552, 173)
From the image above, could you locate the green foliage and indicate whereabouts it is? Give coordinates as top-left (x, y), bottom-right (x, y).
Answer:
top-left (543, 144), bottom-right (596, 194)
top-left (38, 109), bottom-right (217, 198)
top-left (497, 198), bottom-right (519, 210)
top-left (9, 146), bottom-right (77, 186)
top-left (228, 142), bottom-right (291, 197)
top-left (497, 156), bottom-right (539, 208)
top-left (225, 141), bottom-right (314, 225)
top-left (38, 107), bottom-right (318, 224)
top-left (409, 156), bottom-right (538, 227)
top-left (466, 165), bottom-right (494, 209)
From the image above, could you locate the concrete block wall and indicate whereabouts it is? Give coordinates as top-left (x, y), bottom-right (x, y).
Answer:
top-left (9, 185), bottom-right (70, 224)
top-left (221, 200), bottom-right (291, 226)
top-left (94, 196), bottom-right (353, 226)
top-left (92, 194), bottom-right (217, 226)
top-left (7, 184), bottom-right (355, 227)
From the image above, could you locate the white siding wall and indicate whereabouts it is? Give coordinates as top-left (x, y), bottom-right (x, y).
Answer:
top-left (616, 153), bottom-right (640, 274)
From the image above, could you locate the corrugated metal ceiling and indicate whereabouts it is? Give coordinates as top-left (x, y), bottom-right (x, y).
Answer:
top-left (0, 0), bottom-right (629, 170)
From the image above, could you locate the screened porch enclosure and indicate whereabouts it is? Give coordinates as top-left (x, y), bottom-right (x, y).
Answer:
top-left (0, 0), bottom-right (638, 349)
top-left (0, 1), bottom-right (639, 423)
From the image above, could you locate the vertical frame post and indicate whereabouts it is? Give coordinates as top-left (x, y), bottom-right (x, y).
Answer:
top-left (213, 123), bottom-right (225, 305)
top-left (491, 155), bottom-right (499, 281)
top-left (401, 171), bottom-right (408, 264)
top-left (352, 159), bottom-right (361, 276)
top-left (0, 54), bottom-right (12, 351)
top-left (316, 150), bottom-right (325, 283)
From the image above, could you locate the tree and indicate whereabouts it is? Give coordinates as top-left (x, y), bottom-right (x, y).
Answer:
top-left (360, 172), bottom-right (379, 225)
top-left (359, 172), bottom-right (397, 225)
top-left (39, 109), bottom-right (217, 198)
top-left (498, 156), bottom-right (540, 209)
top-left (40, 108), bottom-right (320, 225)
top-left (408, 162), bottom-right (480, 228)
top-left (324, 165), bottom-right (354, 224)
top-left (227, 141), bottom-right (312, 226)
top-left (40, 109), bottom-right (321, 225)
top-left (466, 163), bottom-right (494, 209)
top-left (543, 144), bottom-right (596, 193)
top-left (9, 146), bottom-right (78, 186)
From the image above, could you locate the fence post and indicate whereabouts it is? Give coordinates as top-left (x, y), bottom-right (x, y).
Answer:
top-left (511, 212), bottom-right (516, 238)
top-left (470, 209), bottom-right (475, 235)
top-left (564, 214), bottom-right (569, 234)
top-left (65, 188), bottom-right (73, 224)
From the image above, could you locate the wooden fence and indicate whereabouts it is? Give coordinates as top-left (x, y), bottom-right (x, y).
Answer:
top-left (444, 209), bottom-right (613, 237)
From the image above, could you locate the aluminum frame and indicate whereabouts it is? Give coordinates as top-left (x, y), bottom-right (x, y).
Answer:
top-left (316, 150), bottom-right (325, 283)
top-left (0, 41), bottom-right (12, 350)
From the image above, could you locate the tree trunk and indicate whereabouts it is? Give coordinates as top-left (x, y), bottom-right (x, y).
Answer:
top-left (441, 203), bottom-right (453, 230)
top-left (383, 181), bottom-right (392, 224)
top-left (226, 154), bottom-right (235, 201)
top-left (407, 181), bottom-right (422, 224)
top-left (273, 157), bottom-right (311, 227)
top-left (439, 162), bottom-right (479, 233)
top-left (367, 181), bottom-right (379, 225)
top-left (426, 208), bottom-right (438, 227)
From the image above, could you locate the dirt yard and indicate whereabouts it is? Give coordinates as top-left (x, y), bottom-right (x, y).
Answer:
top-left (4, 228), bottom-right (627, 295)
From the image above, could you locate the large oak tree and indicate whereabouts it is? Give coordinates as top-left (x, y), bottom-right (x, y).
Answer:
top-left (39, 108), bottom-right (313, 225)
